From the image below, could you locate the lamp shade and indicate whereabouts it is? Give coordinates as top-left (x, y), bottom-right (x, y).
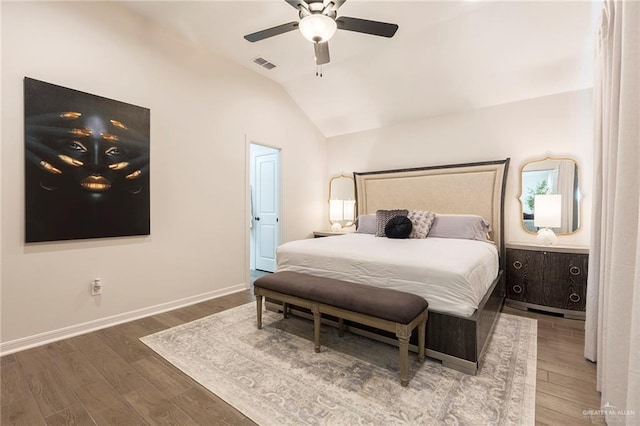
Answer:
top-left (299, 14), bottom-right (337, 43)
top-left (534, 194), bottom-right (561, 228)
top-left (343, 199), bottom-right (355, 222)
top-left (329, 199), bottom-right (344, 222)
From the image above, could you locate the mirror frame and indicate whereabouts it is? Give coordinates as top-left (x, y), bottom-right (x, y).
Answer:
top-left (328, 174), bottom-right (355, 227)
top-left (518, 156), bottom-right (582, 235)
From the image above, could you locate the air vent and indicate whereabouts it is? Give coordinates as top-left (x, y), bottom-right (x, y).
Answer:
top-left (251, 56), bottom-right (277, 70)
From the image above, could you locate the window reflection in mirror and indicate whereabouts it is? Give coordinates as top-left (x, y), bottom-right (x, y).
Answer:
top-left (328, 175), bottom-right (355, 227)
top-left (519, 157), bottom-right (581, 234)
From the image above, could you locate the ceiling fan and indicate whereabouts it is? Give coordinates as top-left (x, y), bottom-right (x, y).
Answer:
top-left (243, 0), bottom-right (399, 66)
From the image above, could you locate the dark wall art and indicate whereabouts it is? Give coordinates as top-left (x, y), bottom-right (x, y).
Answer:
top-left (24, 78), bottom-right (150, 243)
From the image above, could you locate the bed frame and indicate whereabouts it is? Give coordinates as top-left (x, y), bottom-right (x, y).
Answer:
top-left (351, 158), bottom-right (510, 374)
top-left (269, 159), bottom-right (510, 374)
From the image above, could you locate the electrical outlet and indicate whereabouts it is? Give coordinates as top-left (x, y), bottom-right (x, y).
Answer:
top-left (91, 278), bottom-right (102, 296)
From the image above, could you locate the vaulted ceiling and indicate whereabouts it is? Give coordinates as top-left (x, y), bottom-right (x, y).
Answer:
top-left (121, 1), bottom-right (596, 138)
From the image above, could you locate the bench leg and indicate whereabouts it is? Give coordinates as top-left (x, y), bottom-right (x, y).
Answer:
top-left (396, 324), bottom-right (410, 387)
top-left (256, 295), bottom-right (263, 330)
top-left (418, 313), bottom-right (427, 363)
top-left (338, 318), bottom-right (344, 337)
top-left (311, 303), bottom-right (321, 353)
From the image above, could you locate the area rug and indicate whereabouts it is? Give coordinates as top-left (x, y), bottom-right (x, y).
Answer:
top-left (141, 303), bottom-right (537, 425)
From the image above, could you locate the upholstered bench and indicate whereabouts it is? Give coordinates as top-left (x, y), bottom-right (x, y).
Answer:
top-left (254, 271), bottom-right (429, 386)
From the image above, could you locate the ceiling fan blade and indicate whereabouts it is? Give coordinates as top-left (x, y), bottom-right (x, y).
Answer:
top-left (244, 21), bottom-right (299, 42)
top-left (336, 16), bottom-right (398, 38)
top-left (314, 42), bottom-right (330, 65)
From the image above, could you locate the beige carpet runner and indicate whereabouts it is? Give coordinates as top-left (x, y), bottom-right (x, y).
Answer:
top-left (141, 303), bottom-right (536, 425)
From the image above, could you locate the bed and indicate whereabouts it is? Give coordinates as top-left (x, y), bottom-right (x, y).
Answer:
top-left (277, 235), bottom-right (499, 317)
top-left (275, 159), bottom-right (510, 374)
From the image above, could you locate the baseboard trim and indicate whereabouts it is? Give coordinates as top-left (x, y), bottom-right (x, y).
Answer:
top-left (0, 283), bottom-right (248, 356)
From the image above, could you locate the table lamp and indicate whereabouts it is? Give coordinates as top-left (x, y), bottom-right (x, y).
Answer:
top-left (534, 194), bottom-right (561, 245)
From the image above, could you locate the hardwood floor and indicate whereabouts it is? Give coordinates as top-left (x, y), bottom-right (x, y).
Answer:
top-left (2, 291), bottom-right (601, 425)
top-left (502, 306), bottom-right (604, 425)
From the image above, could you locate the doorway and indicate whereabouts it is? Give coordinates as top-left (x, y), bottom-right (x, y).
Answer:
top-left (250, 143), bottom-right (281, 274)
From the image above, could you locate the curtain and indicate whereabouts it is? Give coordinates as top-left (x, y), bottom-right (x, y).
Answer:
top-left (556, 160), bottom-right (576, 233)
top-left (585, 1), bottom-right (640, 423)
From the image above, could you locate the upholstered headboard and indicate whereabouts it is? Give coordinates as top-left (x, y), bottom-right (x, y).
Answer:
top-left (354, 159), bottom-right (510, 263)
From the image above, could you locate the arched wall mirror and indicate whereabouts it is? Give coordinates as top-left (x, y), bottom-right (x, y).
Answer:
top-left (328, 175), bottom-right (355, 228)
top-left (519, 157), bottom-right (581, 234)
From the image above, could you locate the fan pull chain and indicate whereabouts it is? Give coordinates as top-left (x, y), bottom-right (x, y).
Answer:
top-left (315, 65), bottom-right (323, 77)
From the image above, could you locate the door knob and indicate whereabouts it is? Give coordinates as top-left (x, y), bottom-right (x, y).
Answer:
top-left (255, 217), bottom-right (260, 221)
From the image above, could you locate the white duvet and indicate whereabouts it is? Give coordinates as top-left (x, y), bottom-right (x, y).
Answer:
top-left (276, 233), bottom-right (499, 317)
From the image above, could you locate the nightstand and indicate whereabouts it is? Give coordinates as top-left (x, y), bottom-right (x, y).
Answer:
top-left (313, 230), bottom-right (353, 238)
top-left (505, 243), bottom-right (588, 320)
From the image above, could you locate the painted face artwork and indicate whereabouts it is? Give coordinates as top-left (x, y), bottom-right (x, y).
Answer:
top-left (25, 112), bottom-right (148, 197)
top-left (24, 78), bottom-right (150, 242)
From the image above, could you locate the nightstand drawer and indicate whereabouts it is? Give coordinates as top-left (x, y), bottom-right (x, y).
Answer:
top-left (506, 245), bottom-right (588, 318)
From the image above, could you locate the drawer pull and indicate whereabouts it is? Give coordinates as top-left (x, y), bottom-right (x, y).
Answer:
top-left (569, 292), bottom-right (581, 303)
top-left (512, 285), bottom-right (523, 294)
top-left (513, 260), bottom-right (523, 270)
top-left (569, 266), bottom-right (581, 276)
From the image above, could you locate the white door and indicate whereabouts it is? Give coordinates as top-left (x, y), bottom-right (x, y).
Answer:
top-left (253, 148), bottom-right (280, 272)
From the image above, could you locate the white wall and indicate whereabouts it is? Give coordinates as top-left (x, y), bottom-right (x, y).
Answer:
top-left (327, 89), bottom-right (593, 247)
top-left (0, 2), bottom-right (326, 351)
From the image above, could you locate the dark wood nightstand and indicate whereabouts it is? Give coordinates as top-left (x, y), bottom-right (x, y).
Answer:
top-left (505, 243), bottom-right (588, 320)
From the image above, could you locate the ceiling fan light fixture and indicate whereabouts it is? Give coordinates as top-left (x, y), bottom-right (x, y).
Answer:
top-left (299, 14), bottom-right (337, 43)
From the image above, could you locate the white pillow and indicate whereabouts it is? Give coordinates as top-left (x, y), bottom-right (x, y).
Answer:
top-left (355, 214), bottom-right (376, 234)
top-left (428, 214), bottom-right (492, 241)
top-left (408, 210), bottom-right (436, 239)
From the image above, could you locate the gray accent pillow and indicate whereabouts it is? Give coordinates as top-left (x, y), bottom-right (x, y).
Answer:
top-left (428, 214), bottom-right (492, 241)
top-left (355, 214), bottom-right (377, 234)
top-left (375, 209), bottom-right (409, 237)
top-left (408, 210), bottom-right (436, 239)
